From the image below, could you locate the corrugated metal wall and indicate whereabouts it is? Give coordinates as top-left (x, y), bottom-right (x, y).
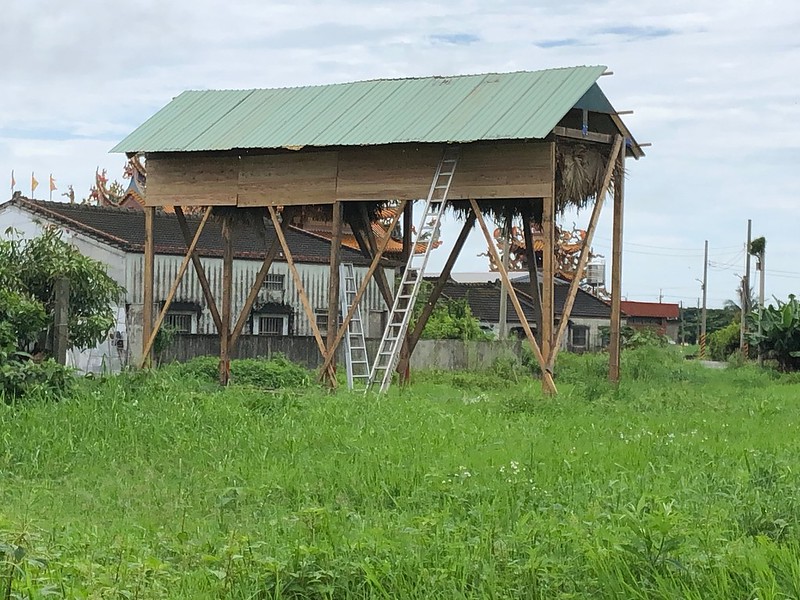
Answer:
top-left (127, 254), bottom-right (392, 337)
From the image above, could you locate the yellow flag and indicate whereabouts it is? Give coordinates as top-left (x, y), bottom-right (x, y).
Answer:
top-left (31, 172), bottom-right (39, 194)
top-left (49, 174), bottom-right (57, 192)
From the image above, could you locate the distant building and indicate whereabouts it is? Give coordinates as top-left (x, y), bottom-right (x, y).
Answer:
top-left (620, 300), bottom-right (680, 342)
top-left (430, 277), bottom-right (613, 352)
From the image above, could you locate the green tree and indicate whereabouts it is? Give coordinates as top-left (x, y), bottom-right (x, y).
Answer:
top-left (411, 282), bottom-right (491, 341)
top-left (0, 229), bottom-right (125, 399)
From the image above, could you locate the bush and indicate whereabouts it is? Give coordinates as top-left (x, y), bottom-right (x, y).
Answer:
top-left (0, 357), bottom-right (74, 402)
top-left (708, 322), bottom-right (740, 361)
top-left (167, 354), bottom-right (312, 389)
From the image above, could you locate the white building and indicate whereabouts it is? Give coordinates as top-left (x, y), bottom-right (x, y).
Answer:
top-left (0, 195), bottom-right (393, 372)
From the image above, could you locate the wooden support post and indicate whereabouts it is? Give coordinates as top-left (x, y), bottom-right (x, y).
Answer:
top-left (174, 206), bottom-right (223, 334)
top-left (609, 148), bottom-right (625, 382)
top-left (470, 199), bottom-right (557, 395)
top-left (404, 213), bottom-right (476, 357)
top-left (267, 206), bottom-right (337, 386)
top-left (327, 202), bottom-right (344, 373)
top-left (319, 201), bottom-right (406, 379)
top-left (139, 206), bottom-right (213, 367)
top-left (541, 143), bottom-right (556, 363)
top-left (357, 204), bottom-right (395, 308)
top-left (520, 204), bottom-right (543, 343)
top-left (229, 209), bottom-right (294, 349)
top-left (141, 206), bottom-right (155, 368)
top-left (402, 200), bottom-right (413, 263)
top-left (53, 277), bottom-right (70, 366)
top-left (220, 216), bottom-right (233, 386)
top-left (549, 135), bottom-right (622, 370)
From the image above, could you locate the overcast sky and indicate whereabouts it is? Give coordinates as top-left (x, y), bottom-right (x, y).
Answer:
top-left (2, 0), bottom-right (798, 308)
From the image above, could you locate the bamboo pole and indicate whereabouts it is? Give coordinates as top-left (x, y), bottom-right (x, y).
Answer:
top-left (267, 206), bottom-right (337, 386)
top-left (174, 206), bottom-right (223, 334)
top-left (139, 206), bottom-right (212, 367)
top-left (470, 198), bottom-right (557, 395)
top-left (609, 149), bottom-right (625, 382)
top-left (319, 201), bottom-right (406, 378)
top-left (549, 135), bottom-right (622, 370)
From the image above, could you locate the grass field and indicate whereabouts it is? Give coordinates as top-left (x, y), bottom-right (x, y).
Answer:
top-left (3, 348), bottom-right (800, 598)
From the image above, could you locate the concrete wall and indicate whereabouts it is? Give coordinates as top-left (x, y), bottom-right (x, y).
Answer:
top-left (159, 334), bottom-right (525, 372)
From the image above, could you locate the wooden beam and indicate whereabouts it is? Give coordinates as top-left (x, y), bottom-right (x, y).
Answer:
top-left (609, 148), bottom-right (625, 382)
top-left (326, 202), bottom-right (344, 376)
top-left (541, 143), bottom-right (556, 362)
top-left (549, 135), bottom-right (623, 370)
top-left (139, 205), bottom-right (213, 367)
top-left (406, 212), bottom-right (476, 353)
top-left (470, 198), bottom-right (557, 395)
top-left (319, 201), bottom-right (406, 378)
top-left (220, 216), bottom-right (233, 385)
top-left (402, 200), bottom-right (413, 263)
top-left (229, 209), bottom-right (294, 350)
top-left (174, 206), bottom-right (222, 334)
top-left (267, 205), bottom-right (337, 386)
top-left (141, 206), bottom-right (155, 368)
top-left (358, 204), bottom-right (395, 308)
top-left (553, 126), bottom-right (615, 145)
top-left (520, 204), bottom-right (543, 343)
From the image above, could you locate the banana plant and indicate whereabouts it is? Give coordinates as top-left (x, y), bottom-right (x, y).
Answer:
top-left (747, 295), bottom-right (800, 371)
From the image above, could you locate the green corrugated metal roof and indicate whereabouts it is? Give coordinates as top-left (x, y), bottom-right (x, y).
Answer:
top-left (111, 65), bottom-right (609, 153)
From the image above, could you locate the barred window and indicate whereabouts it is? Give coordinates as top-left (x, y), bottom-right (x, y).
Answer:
top-left (258, 315), bottom-right (285, 336)
top-left (165, 312), bottom-right (194, 334)
top-left (264, 273), bottom-right (285, 292)
top-left (315, 310), bottom-right (328, 336)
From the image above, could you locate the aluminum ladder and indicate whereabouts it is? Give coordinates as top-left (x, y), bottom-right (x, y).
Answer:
top-left (339, 262), bottom-right (370, 390)
top-left (366, 146), bottom-right (461, 394)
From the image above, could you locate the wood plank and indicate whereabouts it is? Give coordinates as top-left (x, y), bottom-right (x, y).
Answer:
top-left (267, 205), bottom-right (336, 385)
top-left (237, 152), bottom-right (338, 206)
top-left (139, 206), bottom-right (213, 366)
top-left (174, 206), bottom-right (223, 334)
top-left (521, 204), bottom-right (543, 343)
top-left (336, 142), bottom-right (552, 201)
top-left (549, 135), bottom-right (622, 370)
top-left (326, 202), bottom-right (343, 377)
top-left (146, 155), bottom-right (238, 206)
top-left (470, 198), bottom-right (557, 395)
top-left (318, 201), bottom-right (407, 378)
top-left (541, 143), bottom-right (556, 363)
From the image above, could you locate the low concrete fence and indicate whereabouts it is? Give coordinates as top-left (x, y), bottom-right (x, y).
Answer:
top-left (160, 334), bottom-right (524, 371)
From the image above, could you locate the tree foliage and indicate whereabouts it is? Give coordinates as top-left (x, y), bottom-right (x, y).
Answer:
top-left (747, 295), bottom-right (800, 372)
top-left (412, 282), bottom-right (491, 341)
top-left (1, 228), bottom-right (125, 400)
top-left (1, 228), bottom-right (125, 351)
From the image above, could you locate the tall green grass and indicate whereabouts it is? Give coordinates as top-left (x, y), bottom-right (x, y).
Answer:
top-left (2, 349), bottom-right (800, 598)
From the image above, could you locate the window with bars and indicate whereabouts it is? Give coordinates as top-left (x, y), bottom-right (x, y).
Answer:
top-left (315, 310), bottom-right (328, 336)
top-left (571, 325), bottom-right (589, 349)
top-left (257, 315), bottom-right (287, 336)
top-left (264, 273), bottom-right (285, 292)
top-left (165, 312), bottom-right (195, 334)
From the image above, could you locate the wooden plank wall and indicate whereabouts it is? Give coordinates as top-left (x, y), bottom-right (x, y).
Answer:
top-left (144, 142), bottom-right (553, 207)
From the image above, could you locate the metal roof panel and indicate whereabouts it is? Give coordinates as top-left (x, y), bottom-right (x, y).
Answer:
top-left (112, 66), bottom-right (612, 153)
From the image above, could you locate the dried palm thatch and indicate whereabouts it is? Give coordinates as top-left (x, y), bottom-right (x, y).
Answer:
top-left (448, 139), bottom-right (622, 225)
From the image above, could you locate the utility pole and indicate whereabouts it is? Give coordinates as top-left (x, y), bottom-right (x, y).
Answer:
top-left (700, 240), bottom-right (708, 359)
top-left (740, 220), bottom-right (752, 359)
top-left (679, 300), bottom-right (685, 345)
top-left (757, 240), bottom-right (766, 367)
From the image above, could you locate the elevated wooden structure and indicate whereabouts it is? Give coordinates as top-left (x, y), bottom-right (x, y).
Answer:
top-left (113, 66), bottom-right (643, 391)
